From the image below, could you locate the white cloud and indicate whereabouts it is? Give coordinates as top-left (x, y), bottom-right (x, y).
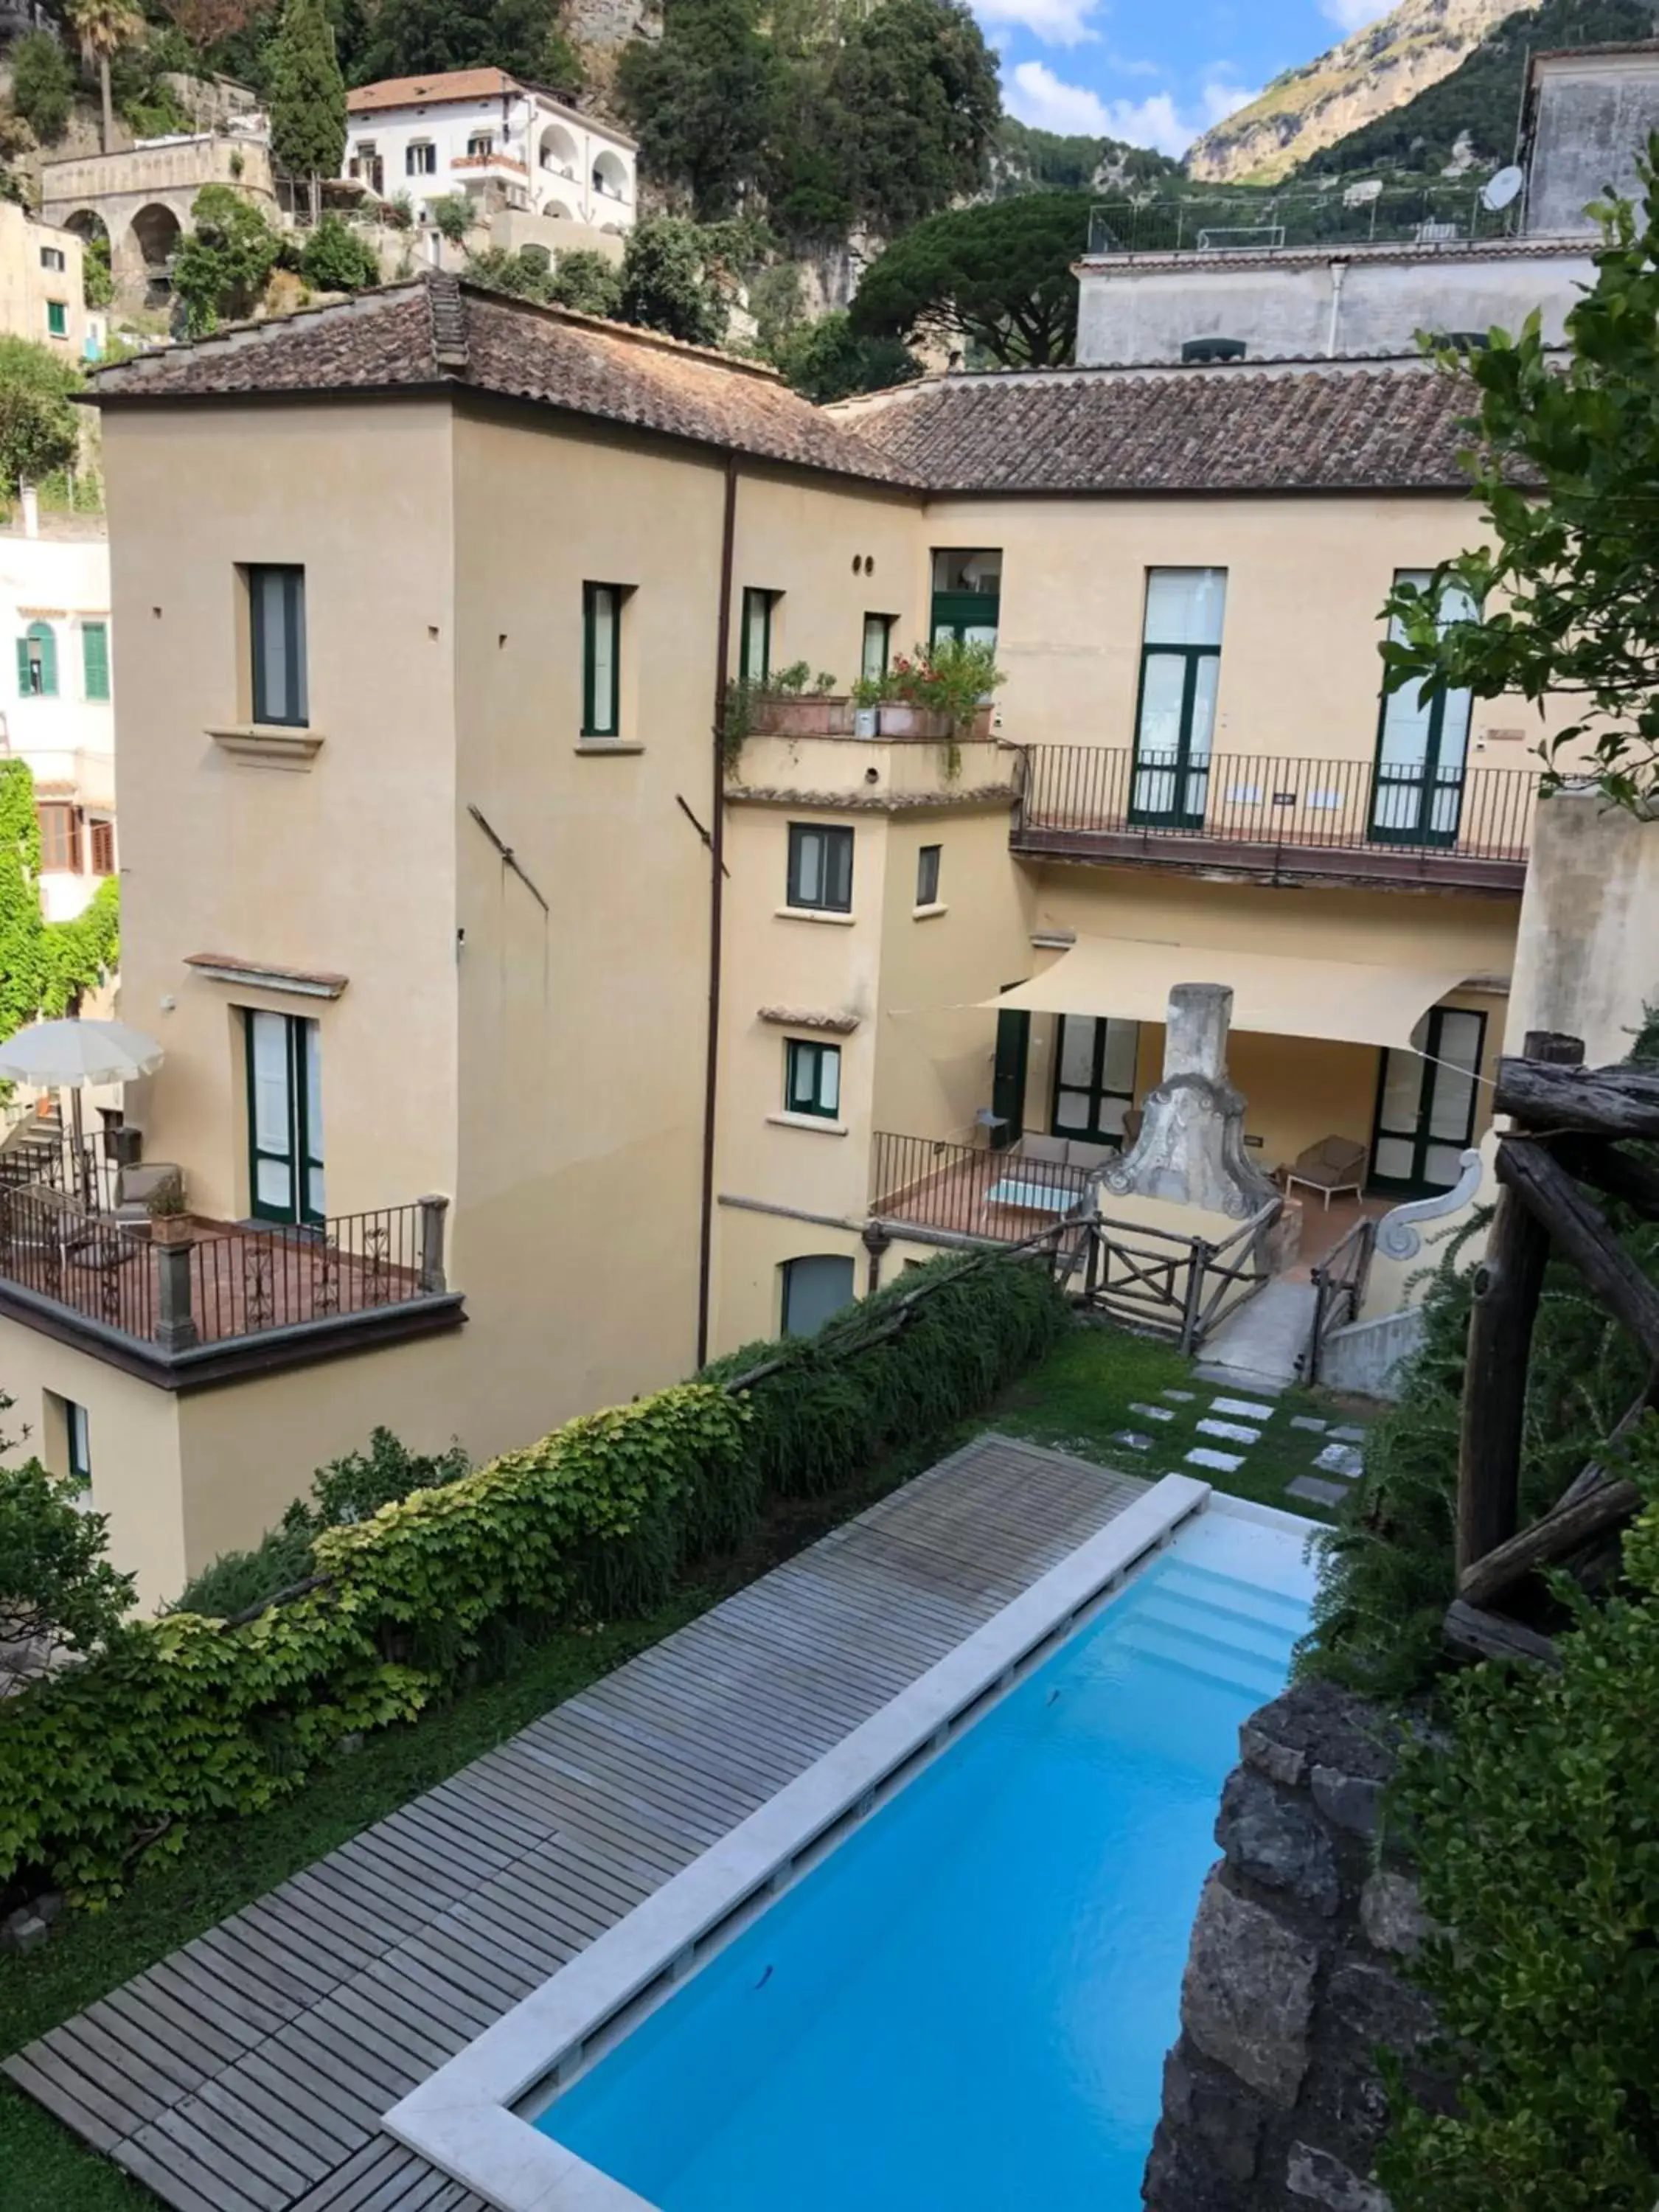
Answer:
top-left (975, 0), bottom-right (1101, 46)
top-left (1320, 0), bottom-right (1390, 30)
top-left (1007, 60), bottom-right (1259, 155)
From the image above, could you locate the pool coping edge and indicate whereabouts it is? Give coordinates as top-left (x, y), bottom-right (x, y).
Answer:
top-left (383, 1470), bottom-right (1211, 2212)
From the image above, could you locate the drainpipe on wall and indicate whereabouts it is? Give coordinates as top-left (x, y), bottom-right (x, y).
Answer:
top-left (695, 454), bottom-right (740, 1368)
top-left (1326, 260), bottom-right (1348, 359)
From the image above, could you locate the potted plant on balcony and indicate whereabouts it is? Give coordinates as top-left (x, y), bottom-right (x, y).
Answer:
top-left (749, 664), bottom-right (850, 739)
top-left (146, 1180), bottom-right (193, 1248)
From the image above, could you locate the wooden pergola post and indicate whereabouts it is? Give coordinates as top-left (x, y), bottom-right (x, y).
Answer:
top-left (1455, 1029), bottom-right (1584, 1579)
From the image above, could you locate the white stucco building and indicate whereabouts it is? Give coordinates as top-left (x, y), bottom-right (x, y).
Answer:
top-left (0, 510), bottom-right (115, 922)
top-left (344, 68), bottom-right (636, 237)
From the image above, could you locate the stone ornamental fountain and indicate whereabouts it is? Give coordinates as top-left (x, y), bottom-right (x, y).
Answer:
top-left (1102, 982), bottom-right (1279, 1221)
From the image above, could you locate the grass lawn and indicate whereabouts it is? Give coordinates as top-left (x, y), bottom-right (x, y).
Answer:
top-left (975, 1321), bottom-right (1374, 1523)
top-left (0, 1318), bottom-right (1374, 2212)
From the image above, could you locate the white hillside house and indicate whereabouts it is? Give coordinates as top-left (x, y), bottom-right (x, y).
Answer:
top-left (0, 510), bottom-right (115, 924)
top-left (344, 68), bottom-right (636, 234)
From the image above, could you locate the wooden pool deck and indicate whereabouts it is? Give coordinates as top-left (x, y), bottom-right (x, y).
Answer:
top-left (7, 1435), bottom-right (1151, 2212)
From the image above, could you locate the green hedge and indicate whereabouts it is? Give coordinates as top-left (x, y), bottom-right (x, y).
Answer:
top-left (1383, 1464), bottom-right (1659, 2211)
top-left (0, 1251), bottom-right (1066, 1902)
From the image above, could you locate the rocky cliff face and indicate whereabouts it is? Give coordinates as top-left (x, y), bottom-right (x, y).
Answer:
top-left (1186, 0), bottom-right (1542, 183)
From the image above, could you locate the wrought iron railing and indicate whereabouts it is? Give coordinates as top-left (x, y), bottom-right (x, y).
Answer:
top-left (1015, 747), bottom-right (1538, 869)
top-left (1088, 187), bottom-right (1519, 259)
top-left (0, 1192), bottom-right (446, 1351)
top-left (0, 1127), bottom-right (123, 1211)
top-left (870, 1131), bottom-right (1089, 1242)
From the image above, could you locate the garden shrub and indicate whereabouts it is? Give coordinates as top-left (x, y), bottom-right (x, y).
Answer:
top-left (297, 212), bottom-right (380, 293)
top-left (706, 1248), bottom-right (1070, 1498)
top-left (1301, 1011), bottom-right (1659, 1697)
top-left (1383, 1463), bottom-right (1659, 2211)
top-left (0, 1251), bottom-right (1061, 1900)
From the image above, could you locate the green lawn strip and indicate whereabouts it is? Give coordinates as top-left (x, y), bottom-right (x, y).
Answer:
top-left (0, 1432), bottom-right (948, 2212)
top-left (974, 1324), bottom-right (1375, 1522)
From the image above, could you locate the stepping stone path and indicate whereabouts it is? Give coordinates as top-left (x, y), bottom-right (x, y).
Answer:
top-left (1161, 1388), bottom-right (1197, 1403)
top-left (1290, 1416), bottom-right (1328, 1433)
top-left (1197, 1417), bottom-right (1262, 1445)
top-left (1314, 1443), bottom-right (1365, 1479)
top-left (1112, 1430), bottom-right (1154, 1452)
top-left (1186, 1445), bottom-right (1245, 1473)
top-left (1128, 1402), bottom-right (1176, 1423)
top-left (1211, 1397), bottom-right (1276, 1421)
top-left (1287, 1475), bottom-right (1350, 1507)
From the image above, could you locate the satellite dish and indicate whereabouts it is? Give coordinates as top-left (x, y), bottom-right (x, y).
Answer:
top-left (1482, 164), bottom-right (1524, 212)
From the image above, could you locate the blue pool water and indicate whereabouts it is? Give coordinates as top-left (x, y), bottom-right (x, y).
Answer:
top-left (538, 1509), bottom-right (1315, 2212)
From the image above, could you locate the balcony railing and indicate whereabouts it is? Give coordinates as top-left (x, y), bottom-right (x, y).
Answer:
top-left (0, 1188), bottom-right (453, 1360)
top-left (1013, 747), bottom-right (1537, 889)
top-left (1087, 186), bottom-right (1520, 259)
top-left (870, 1131), bottom-right (1089, 1242)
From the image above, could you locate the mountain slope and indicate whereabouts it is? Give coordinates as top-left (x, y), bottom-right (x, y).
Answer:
top-left (1186, 0), bottom-right (1543, 183)
top-left (1301, 0), bottom-right (1659, 174)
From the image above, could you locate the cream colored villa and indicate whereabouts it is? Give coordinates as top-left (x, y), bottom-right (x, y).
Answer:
top-left (0, 276), bottom-right (1552, 1604)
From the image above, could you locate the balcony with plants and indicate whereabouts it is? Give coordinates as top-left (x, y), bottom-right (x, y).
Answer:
top-left (723, 641), bottom-right (1015, 807)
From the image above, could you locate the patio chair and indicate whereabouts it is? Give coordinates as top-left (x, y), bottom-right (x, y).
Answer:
top-left (114, 1161), bottom-right (183, 1232)
top-left (1282, 1135), bottom-right (1367, 1210)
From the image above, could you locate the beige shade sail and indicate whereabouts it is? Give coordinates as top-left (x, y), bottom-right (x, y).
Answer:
top-left (984, 936), bottom-right (1475, 1052)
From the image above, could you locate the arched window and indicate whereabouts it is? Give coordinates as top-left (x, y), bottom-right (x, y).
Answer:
top-left (591, 150), bottom-right (630, 202)
top-left (17, 621), bottom-right (57, 698)
top-left (779, 1253), bottom-right (855, 1338)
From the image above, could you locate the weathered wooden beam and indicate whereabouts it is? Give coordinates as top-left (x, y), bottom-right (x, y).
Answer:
top-left (1496, 1138), bottom-right (1659, 1361)
top-left (1458, 1477), bottom-right (1644, 1608)
top-left (1456, 1032), bottom-right (1583, 1579)
top-left (1553, 1135), bottom-right (1659, 1222)
top-left (1495, 1056), bottom-right (1659, 1138)
top-left (1443, 1599), bottom-right (1562, 1670)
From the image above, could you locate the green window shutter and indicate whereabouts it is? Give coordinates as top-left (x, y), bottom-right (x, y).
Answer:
top-left (15, 637), bottom-right (30, 695)
top-left (82, 622), bottom-right (108, 701)
top-left (35, 625), bottom-right (57, 698)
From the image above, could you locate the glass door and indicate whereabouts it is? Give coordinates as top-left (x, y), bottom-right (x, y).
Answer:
top-left (931, 548), bottom-right (1001, 647)
top-left (1051, 1016), bottom-right (1138, 1144)
top-left (1130, 568), bottom-right (1226, 828)
top-left (1370, 571), bottom-right (1475, 847)
top-left (247, 1010), bottom-right (324, 1225)
top-left (1370, 1006), bottom-right (1486, 1195)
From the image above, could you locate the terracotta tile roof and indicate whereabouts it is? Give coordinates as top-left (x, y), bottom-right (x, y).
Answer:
top-left (835, 361), bottom-right (1479, 493)
top-left (84, 279), bottom-right (1484, 498)
top-left (347, 68), bottom-right (518, 114)
top-left (85, 279), bottom-right (922, 488)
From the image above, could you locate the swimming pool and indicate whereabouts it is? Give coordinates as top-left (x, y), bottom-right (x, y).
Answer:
top-left (530, 1505), bottom-right (1314, 2211)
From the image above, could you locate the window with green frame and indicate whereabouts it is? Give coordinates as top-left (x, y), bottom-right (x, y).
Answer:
top-left (740, 588), bottom-right (777, 684)
top-left (16, 620), bottom-right (56, 697)
top-left (45, 301), bottom-right (66, 338)
top-left (582, 582), bottom-right (624, 737)
top-left (81, 621), bottom-right (109, 702)
top-left (785, 1037), bottom-right (841, 1119)
top-left (930, 548), bottom-right (1001, 644)
top-left (787, 823), bottom-right (853, 912)
top-left (248, 564), bottom-right (307, 726)
top-left (915, 843), bottom-right (941, 906)
top-left (1051, 1014), bottom-right (1138, 1143)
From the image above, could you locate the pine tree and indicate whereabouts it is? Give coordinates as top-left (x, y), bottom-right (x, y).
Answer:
top-left (269, 0), bottom-right (348, 226)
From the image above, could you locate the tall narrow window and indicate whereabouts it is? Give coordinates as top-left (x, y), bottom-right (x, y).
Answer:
top-left (1371, 570), bottom-right (1478, 849)
top-left (740, 588), bottom-right (776, 684)
top-left (467, 132), bottom-right (495, 157)
top-left (17, 620), bottom-right (57, 697)
top-left (1130, 568), bottom-right (1226, 830)
top-left (861, 613), bottom-right (894, 682)
top-left (785, 1037), bottom-right (841, 1119)
top-left (47, 1391), bottom-right (91, 1486)
top-left (915, 843), bottom-right (942, 907)
top-left (786, 824), bottom-right (852, 913)
top-left (582, 582), bottom-right (623, 737)
top-left (1371, 1005), bottom-right (1486, 1195)
top-left (246, 1009), bottom-right (324, 1225)
top-left (406, 140), bottom-right (437, 175)
top-left (36, 803), bottom-right (79, 872)
top-left (88, 818), bottom-right (115, 875)
top-left (81, 620), bottom-right (109, 701)
top-left (1051, 1015), bottom-right (1138, 1144)
top-left (248, 565), bottom-right (307, 726)
top-left (46, 301), bottom-right (67, 338)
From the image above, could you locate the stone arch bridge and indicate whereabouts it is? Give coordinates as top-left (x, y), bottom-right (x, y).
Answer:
top-left (39, 137), bottom-right (276, 293)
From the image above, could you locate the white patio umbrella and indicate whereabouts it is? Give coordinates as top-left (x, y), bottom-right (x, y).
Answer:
top-left (0, 1020), bottom-right (164, 1204)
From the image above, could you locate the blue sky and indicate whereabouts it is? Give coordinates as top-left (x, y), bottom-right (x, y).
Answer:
top-left (977, 0), bottom-right (1391, 158)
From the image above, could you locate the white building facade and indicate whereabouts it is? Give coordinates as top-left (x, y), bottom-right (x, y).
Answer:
top-left (344, 68), bottom-right (636, 234)
top-left (0, 513), bottom-right (115, 922)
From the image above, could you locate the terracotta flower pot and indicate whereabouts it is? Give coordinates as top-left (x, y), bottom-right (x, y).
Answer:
top-left (149, 1212), bottom-right (194, 1248)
